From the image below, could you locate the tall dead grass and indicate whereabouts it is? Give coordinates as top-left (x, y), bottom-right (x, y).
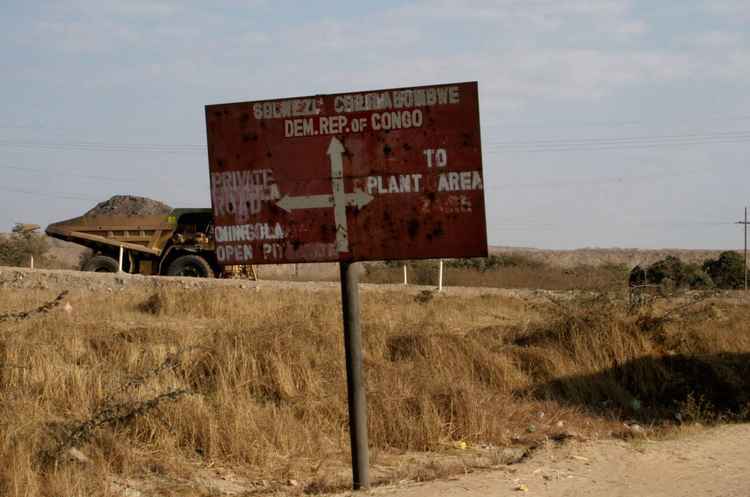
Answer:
top-left (0, 285), bottom-right (747, 495)
top-left (362, 263), bottom-right (629, 290)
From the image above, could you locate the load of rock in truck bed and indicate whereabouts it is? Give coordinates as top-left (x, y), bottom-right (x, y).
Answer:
top-left (83, 195), bottom-right (172, 217)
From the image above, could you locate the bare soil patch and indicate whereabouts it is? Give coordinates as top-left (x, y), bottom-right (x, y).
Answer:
top-left (365, 423), bottom-right (750, 497)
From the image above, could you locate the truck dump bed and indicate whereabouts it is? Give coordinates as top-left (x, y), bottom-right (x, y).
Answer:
top-left (46, 213), bottom-right (176, 255)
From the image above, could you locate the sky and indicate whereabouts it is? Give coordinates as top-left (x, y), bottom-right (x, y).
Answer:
top-left (1, 0), bottom-right (748, 250)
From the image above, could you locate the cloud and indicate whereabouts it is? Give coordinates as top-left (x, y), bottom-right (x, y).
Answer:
top-left (9, 0), bottom-right (750, 110)
top-left (98, 1), bottom-right (179, 17)
top-left (703, 0), bottom-right (750, 20)
top-left (390, 0), bottom-right (632, 23)
top-left (688, 31), bottom-right (744, 49)
top-left (275, 18), bottom-right (422, 52)
top-left (32, 19), bottom-right (142, 54)
top-left (234, 1), bottom-right (674, 108)
top-left (614, 19), bottom-right (647, 37)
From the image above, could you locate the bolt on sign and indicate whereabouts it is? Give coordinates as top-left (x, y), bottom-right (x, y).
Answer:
top-left (205, 81), bottom-right (487, 265)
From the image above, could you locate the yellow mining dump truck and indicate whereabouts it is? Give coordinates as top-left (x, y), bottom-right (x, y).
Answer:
top-left (46, 199), bottom-right (256, 279)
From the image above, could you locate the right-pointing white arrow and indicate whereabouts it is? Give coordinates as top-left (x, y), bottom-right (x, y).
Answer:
top-left (347, 190), bottom-right (374, 210)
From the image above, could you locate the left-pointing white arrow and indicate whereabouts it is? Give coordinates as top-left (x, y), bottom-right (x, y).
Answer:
top-left (277, 191), bottom-right (373, 213)
top-left (277, 194), bottom-right (334, 213)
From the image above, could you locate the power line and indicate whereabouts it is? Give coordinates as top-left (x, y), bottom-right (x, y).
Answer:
top-left (0, 164), bottom-right (140, 184)
top-left (3, 128), bottom-right (749, 156)
top-left (0, 139), bottom-right (204, 154)
top-left (482, 113), bottom-right (750, 130)
top-left (0, 163), bottom-right (202, 190)
top-left (0, 185), bottom-right (100, 202)
top-left (485, 136), bottom-right (750, 153)
top-left (485, 131), bottom-right (750, 153)
top-left (0, 139), bottom-right (204, 149)
top-left (483, 167), bottom-right (702, 190)
top-left (486, 129), bottom-right (750, 147)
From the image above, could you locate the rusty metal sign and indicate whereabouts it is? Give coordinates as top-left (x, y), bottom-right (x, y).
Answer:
top-left (205, 81), bottom-right (487, 265)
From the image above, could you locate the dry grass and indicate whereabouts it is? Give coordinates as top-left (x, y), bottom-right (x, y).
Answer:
top-left (0, 285), bottom-right (747, 495)
top-left (490, 247), bottom-right (725, 269)
top-left (362, 262), bottom-right (628, 291)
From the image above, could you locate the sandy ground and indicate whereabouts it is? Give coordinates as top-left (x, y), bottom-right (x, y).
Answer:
top-left (361, 424), bottom-right (750, 497)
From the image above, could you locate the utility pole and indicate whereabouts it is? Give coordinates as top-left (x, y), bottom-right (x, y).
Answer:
top-left (738, 207), bottom-right (748, 291)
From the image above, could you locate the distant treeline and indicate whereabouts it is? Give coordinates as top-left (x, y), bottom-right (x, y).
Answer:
top-left (369, 254), bottom-right (630, 290)
top-left (371, 252), bottom-right (745, 291)
top-left (629, 251), bottom-right (745, 290)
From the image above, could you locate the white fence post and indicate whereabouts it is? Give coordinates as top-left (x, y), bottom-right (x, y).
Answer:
top-left (438, 259), bottom-right (444, 292)
top-left (30, 255), bottom-right (34, 270)
top-left (118, 246), bottom-right (124, 273)
top-left (403, 265), bottom-right (408, 286)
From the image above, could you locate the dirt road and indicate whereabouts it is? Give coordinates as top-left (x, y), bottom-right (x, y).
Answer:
top-left (364, 424), bottom-right (750, 497)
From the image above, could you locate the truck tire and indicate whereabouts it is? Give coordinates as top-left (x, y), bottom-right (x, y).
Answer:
top-left (166, 254), bottom-right (215, 278)
top-left (83, 255), bottom-right (119, 273)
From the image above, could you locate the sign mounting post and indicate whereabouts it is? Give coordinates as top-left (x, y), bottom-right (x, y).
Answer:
top-left (206, 81), bottom-right (487, 490)
top-left (339, 261), bottom-right (369, 488)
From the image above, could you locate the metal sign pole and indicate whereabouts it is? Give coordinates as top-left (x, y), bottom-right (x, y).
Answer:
top-left (339, 261), bottom-right (370, 490)
top-left (737, 207), bottom-right (749, 292)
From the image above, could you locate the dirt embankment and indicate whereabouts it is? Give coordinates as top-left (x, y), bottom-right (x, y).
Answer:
top-left (0, 266), bottom-right (262, 292)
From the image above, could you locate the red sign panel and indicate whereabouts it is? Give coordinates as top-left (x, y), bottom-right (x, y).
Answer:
top-left (205, 81), bottom-right (487, 265)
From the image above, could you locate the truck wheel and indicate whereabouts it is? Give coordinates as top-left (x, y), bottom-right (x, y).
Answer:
top-left (83, 255), bottom-right (119, 273)
top-left (166, 255), bottom-right (214, 278)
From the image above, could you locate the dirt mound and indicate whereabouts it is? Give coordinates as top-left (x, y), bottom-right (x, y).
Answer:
top-left (83, 195), bottom-right (172, 217)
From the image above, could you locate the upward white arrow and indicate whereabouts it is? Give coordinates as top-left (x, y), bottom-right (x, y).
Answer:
top-left (328, 137), bottom-right (349, 253)
top-left (328, 136), bottom-right (345, 178)
top-left (275, 137), bottom-right (374, 253)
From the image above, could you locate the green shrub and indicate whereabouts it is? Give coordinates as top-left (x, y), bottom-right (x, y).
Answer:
top-left (703, 251), bottom-right (745, 289)
top-left (629, 256), bottom-right (713, 290)
top-left (0, 225), bottom-right (51, 267)
top-left (683, 263), bottom-right (714, 289)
